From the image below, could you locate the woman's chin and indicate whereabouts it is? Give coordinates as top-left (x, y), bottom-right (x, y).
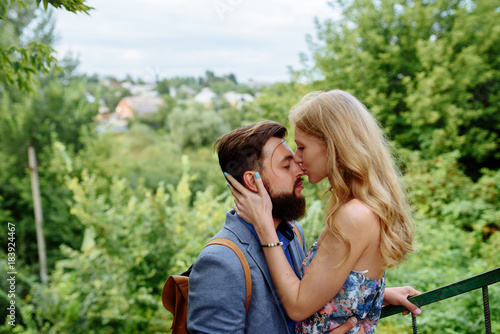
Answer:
top-left (305, 175), bottom-right (317, 184)
top-left (306, 174), bottom-right (326, 185)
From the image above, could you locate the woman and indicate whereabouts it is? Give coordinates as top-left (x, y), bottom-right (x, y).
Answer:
top-left (227, 90), bottom-right (416, 333)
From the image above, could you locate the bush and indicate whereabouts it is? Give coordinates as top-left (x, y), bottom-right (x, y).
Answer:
top-left (8, 157), bottom-right (232, 333)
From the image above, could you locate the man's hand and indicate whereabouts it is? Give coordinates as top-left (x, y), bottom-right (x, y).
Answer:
top-left (384, 286), bottom-right (422, 317)
top-left (330, 317), bottom-right (365, 334)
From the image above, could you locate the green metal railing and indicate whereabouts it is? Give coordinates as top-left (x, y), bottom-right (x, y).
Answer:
top-left (380, 267), bottom-right (500, 334)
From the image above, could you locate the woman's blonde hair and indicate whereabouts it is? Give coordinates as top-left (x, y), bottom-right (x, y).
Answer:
top-left (289, 90), bottom-right (415, 268)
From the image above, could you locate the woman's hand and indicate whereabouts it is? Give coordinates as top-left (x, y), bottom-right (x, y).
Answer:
top-left (225, 172), bottom-right (275, 236)
top-left (384, 286), bottom-right (422, 317)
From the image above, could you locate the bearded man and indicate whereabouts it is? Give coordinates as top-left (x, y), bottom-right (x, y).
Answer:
top-left (187, 121), bottom-right (419, 334)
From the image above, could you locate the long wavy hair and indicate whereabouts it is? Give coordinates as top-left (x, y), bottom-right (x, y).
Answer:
top-left (289, 90), bottom-right (415, 268)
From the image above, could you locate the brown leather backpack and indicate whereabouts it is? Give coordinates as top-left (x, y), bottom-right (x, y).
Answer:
top-left (162, 238), bottom-right (252, 334)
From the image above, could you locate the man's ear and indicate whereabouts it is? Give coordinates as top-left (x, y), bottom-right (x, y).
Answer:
top-left (242, 171), bottom-right (258, 193)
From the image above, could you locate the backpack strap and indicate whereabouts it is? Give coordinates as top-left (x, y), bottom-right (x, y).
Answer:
top-left (206, 238), bottom-right (252, 312)
top-left (290, 221), bottom-right (303, 248)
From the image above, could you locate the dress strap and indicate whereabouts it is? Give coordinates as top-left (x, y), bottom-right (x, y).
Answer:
top-left (352, 269), bottom-right (369, 274)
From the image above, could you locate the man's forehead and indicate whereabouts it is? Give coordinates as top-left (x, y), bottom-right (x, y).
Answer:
top-left (263, 137), bottom-right (294, 160)
top-left (280, 139), bottom-right (294, 153)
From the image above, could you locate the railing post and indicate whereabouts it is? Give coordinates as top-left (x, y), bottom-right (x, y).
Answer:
top-left (412, 316), bottom-right (418, 334)
top-left (482, 286), bottom-right (491, 334)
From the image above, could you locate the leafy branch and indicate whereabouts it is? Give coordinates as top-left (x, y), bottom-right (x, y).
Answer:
top-left (0, 0), bottom-right (93, 92)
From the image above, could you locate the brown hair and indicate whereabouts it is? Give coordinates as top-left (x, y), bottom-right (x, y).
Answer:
top-left (214, 120), bottom-right (287, 184)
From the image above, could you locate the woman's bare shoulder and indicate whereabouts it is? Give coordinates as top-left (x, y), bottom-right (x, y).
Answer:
top-left (337, 199), bottom-right (379, 230)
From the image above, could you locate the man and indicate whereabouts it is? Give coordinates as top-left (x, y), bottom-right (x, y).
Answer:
top-left (187, 121), bottom-right (419, 333)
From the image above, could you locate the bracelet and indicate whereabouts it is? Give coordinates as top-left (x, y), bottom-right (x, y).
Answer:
top-left (261, 241), bottom-right (283, 248)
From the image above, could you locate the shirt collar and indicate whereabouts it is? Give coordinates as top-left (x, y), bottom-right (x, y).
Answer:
top-left (235, 213), bottom-right (295, 245)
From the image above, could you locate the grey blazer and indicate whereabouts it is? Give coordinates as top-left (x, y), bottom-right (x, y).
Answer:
top-left (187, 210), bottom-right (307, 333)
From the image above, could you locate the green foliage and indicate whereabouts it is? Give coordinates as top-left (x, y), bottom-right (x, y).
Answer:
top-left (0, 0), bottom-right (91, 18)
top-left (0, 0), bottom-right (92, 92)
top-left (165, 156), bottom-right (232, 272)
top-left (0, 72), bottom-right (96, 268)
top-left (168, 76), bottom-right (201, 96)
top-left (168, 101), bottom-right (229, 149)
top-left (199, 70), bottom-right (238, 88)
top-left (0, 1), bottom-right (57, 92)
top-left (72, 123), bottom-right (227, 199)
top-left (377, 148), bottom-right (500, 333)
top-left (210, 80), bottom-right (238, 95)
top-left (399, 150), bottom-right (499, 239)
top-left (215, 99), bottom-right (248, 130)
top-left (0, 0), bottom-right (26, 20)
top-left (245, 82), bottom-right (309, 128)
top-left (0, 1), bottom-right (498, 333)
top-left (379, 219), bottom-right (500, 333)
top-left (36, 0), bottom-right (92, 14)
top-left (73, 124), bottom-right (182, 190)
top-left (166, 71), bottom-right (239, 98)
top-left (155, 79), bottom-right (170, 95)
top-left (0, 41), bottom-right (58, 91)
top-left (300, 4), bottom-right (500, 326)
top-left (12, 172), bottom-right (174, 332)
top-left (8, 157), bottom-right (231, 333)
top-left (306, 0), bottom-right (500, 176)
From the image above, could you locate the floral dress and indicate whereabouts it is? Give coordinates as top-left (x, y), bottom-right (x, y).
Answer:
top-left (295, 240), bottom-right (385, 334)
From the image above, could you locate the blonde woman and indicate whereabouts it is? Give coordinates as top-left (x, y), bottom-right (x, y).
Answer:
top-left (226, 90), bottom-right (416, 334)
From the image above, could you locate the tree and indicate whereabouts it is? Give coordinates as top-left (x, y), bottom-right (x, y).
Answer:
top-left (0, 1), bottom-right (96, 271)
top-left (168, 101), bottom-right (229, 149)
top-left (298, 3), bottom-right (500, 331)
top-left (198, 70), bottom-right (239, 90)
top-left (155, 78), bottom-right (170, 95)
top-left (0, 72), bottom-right (97, 268)
top-left (210, 80), bottom-right (238, 95)
top-left (5, 159), bottom-right (232, 333)
top-left (0, 0), bottom-right (92, 92)
top-left (303, 0), bottom-right (500, 177)
top-left (245, 82), bottom-right (309, 129)
top-left (378, 149), bottom-right (500, 333)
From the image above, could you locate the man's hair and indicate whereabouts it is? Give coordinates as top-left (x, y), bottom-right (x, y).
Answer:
top-left (214, 120), bottom-right (287, 184)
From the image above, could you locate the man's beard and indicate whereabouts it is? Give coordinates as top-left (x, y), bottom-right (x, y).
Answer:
top-left (263, 178), bottom-right (306, 222)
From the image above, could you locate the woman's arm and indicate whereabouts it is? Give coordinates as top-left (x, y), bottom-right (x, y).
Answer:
top-left (227, 173), bottom-right (379, 321)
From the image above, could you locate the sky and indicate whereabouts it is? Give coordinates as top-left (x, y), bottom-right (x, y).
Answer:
top-left (54, 0), bottom-right (342, 84)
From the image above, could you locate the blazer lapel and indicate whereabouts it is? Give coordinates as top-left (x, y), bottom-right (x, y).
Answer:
top-left (224, 211), bottom-right (289, 320)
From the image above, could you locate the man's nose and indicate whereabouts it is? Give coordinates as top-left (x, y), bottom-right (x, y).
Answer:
top-left (293, 161), bottom-right (305, 176)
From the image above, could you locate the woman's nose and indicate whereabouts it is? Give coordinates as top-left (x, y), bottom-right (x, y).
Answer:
top-left (293, 153), bottom-right (303, 165)
top-left (292, 158), bottom-right (305, 172)
top-left (293, 161), bottom-right (305, 175)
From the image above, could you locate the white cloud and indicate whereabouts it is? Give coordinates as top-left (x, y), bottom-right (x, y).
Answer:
top-left (122, 49), bottom-right (144, 61)
top-left (54, 0), bottom-right (341, 82)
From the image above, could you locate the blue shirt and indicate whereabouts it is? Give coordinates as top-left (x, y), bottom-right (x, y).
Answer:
top-left (236, 214), bottom-right (297, 333)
